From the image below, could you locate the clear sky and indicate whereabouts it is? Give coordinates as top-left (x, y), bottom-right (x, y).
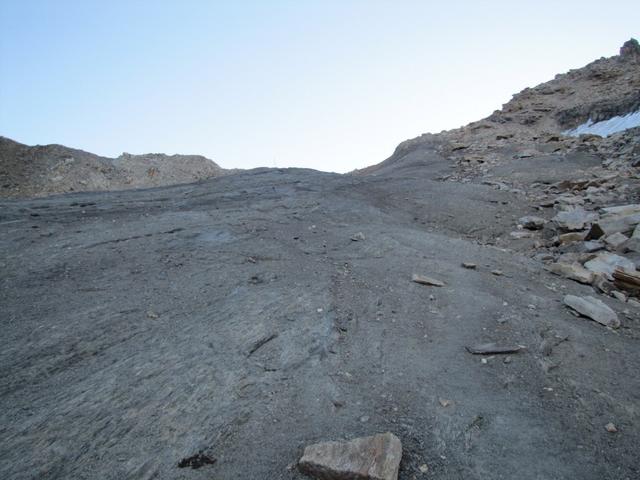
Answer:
top-left (0, 1), bottom-right (638, 172)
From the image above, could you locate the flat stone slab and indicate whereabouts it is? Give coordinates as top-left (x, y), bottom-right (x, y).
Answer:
top-left (563, 295), bottom-right (620, 328)
top-left (584, 253), bottom-right (636, 280)
top-left (299, 432), bottom-right (402, 480)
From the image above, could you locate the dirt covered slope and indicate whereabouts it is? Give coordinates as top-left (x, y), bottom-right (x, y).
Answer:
top-left (0, 136), bottom-right (227, 198)
top-left (1, 41), bottom-right (640, 480)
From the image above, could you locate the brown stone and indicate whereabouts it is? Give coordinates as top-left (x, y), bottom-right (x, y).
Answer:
top-left (299, 432), bottom-right (402, 480)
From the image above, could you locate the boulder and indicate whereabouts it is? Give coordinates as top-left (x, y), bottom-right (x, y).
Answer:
top-left (563, 295), bottom-right (620, 328)
top-left (299, 432), bottom-right (402, 480)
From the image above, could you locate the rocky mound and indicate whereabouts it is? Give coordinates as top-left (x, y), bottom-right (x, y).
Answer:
top-left (0, 136), bottom-right (227, 198)
top-left (361, 38), bottom-right (640, 176)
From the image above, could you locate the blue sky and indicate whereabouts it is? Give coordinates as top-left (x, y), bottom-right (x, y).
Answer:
top-left (0, 1), bottom-right (637, 172)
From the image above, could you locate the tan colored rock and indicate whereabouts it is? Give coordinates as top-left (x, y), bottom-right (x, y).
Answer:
top-left (563, 295), bottom-right (620, 328)
top-left (558, 232), bottom-right (586, 245)
top-left (547, 262), bottom-right (594, 284)
top-left (299, 432), bottom-right (402, 480)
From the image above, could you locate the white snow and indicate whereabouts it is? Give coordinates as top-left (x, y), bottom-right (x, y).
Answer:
top-left (564, 110), bottom-right (640, 137)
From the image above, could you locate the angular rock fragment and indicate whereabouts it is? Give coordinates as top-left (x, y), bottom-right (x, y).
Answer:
top-left (552, 208), bottom-right (597, 231)
top-left (563, 295), bottom-right (620, 328)
top-left (299, 432), bottom-right (402, 480)
top-left (612, 268), bottom-right (640, 295)
top-left (587, 213), bottom-right (640, 239)
top-left (465, 343), bottom-right (524, 354)
top-left (604, 232), bottom-right (628, 249)
top-left (519, 216), bottom-right (546, 230)
top-left (462, 262), bottom-right (477, 269)
top-left (557, 232), bottom-right (586, 245)
top-left (583, 240), bottom-right (604, 253)
top-left (584, 253), bottom-right (636, 279)
top-left (605, 422), bottom-right (618, 433)
top-left (601, 204), bottom-right (640, 216)
top-left (412, 274), bottom-right (445, 287)
top-left (547, 262), bottom-right (594, 284)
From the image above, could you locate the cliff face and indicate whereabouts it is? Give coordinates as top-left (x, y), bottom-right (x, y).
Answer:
top-left (0, 137), bottom-right (226, 198)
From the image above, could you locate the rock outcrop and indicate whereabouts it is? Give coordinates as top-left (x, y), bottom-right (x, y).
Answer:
top-left (0, 136), bottom-right (227, 198)
top-left (298, 433), bottom-right (402, 480)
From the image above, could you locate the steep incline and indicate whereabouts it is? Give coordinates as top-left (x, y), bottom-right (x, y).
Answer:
top-left (361, 38), bottom-right (640, 177)
top-left (1, 40), bottom-right (640, 480)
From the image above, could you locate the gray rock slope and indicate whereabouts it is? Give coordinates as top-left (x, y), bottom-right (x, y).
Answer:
top-left (1, 151), bottom-right (639, 479)
top-left (1, 39), bottom-right (640, 480)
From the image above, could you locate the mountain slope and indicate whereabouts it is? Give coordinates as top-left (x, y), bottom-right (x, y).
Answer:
top-left (361, 38), bottom-right (640, 177)
top-left (0, 136), bottom-right (227, 198)
top-left (1, 40), bottom-right (640, 480)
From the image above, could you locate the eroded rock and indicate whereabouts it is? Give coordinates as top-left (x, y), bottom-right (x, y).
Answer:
top-left (547, 262), bottom-right (594, 284)
top-left (299, 432), bottom-right (402, 480)
top-left (584, 253), bottom-right (636, 279)
top-left (563, 295), bottom-right (620, 328)
top-left (553, 208), bottom-right (597, 231)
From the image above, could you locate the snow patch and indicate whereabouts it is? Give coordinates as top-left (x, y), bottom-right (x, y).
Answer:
top-left (564, 110), bottom-right (640, 137)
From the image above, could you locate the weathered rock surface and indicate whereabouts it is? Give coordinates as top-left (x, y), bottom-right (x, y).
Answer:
top-left (584, 253), bottom-right (636, 279)
top-left (553, 208), bottom-right (597, 231)
top-left (547, 262), bottom-right (594, 284)
top-left (563, 295), bottom-right (620, 328)
top-left (299, 433), bottom-right (402, 480)
top-left (411, 273), bottom-right (445, 287)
